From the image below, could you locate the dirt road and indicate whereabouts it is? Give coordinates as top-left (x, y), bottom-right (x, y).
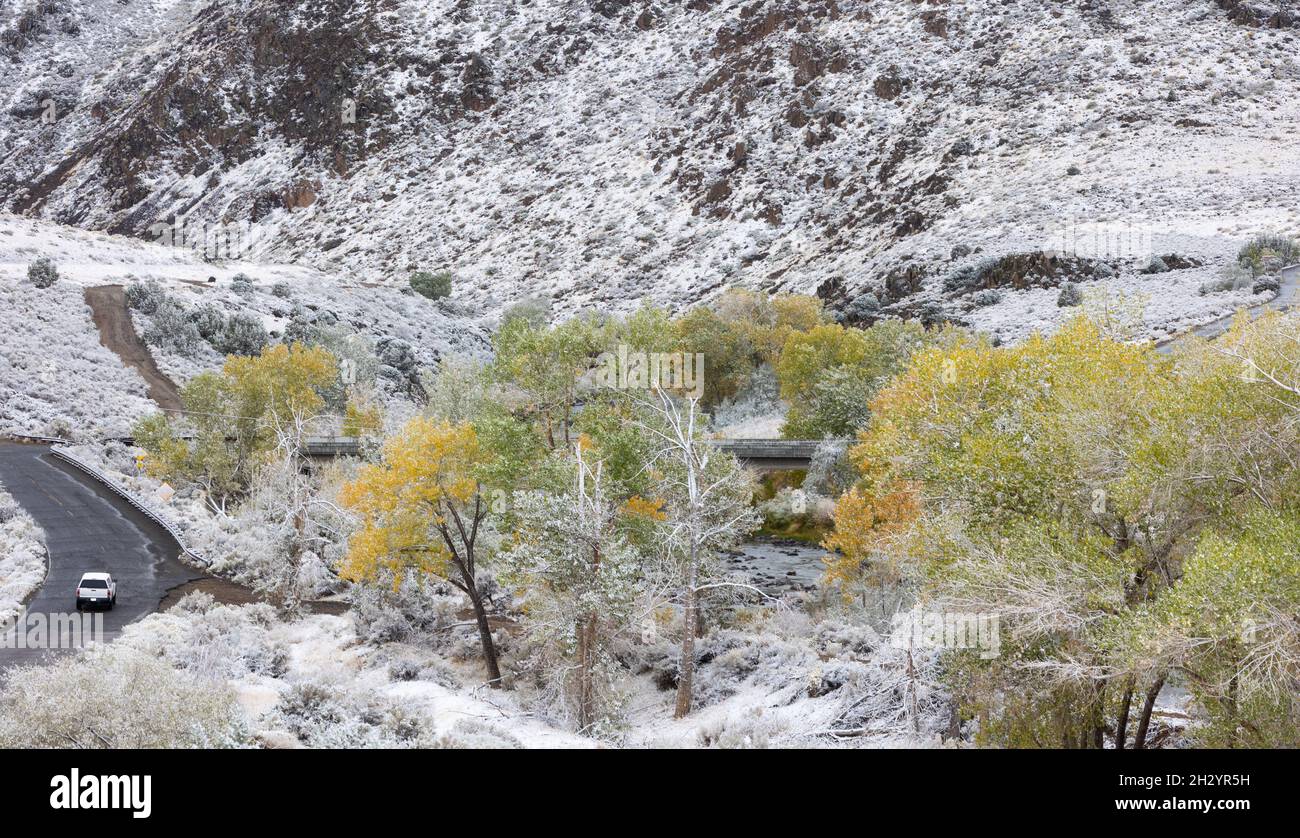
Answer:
top-left (84, 284), bottom-right (183, 411)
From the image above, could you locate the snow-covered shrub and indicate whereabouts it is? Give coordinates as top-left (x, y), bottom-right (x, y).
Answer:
top-left (843, 291), bottom-right (881, 322)
top-left (1056, 281), bottom-right (1083, 307)
top-left (500, 294), bottom-right (552, 328)
top-left (187, 303), bottom-right (226, 339)
top-left (432, 719), bottom-right (523, 749)
top-left (1200, 264), bottom-right (1251, 295)
top-left (696, 707), bottom-right (787, 749)
top-left (1253, 276), bottom-right (1281, 295)
top-left (271, 281), bottom-right (293, 299)
top-left (1238, 234), bottom-right (1300, 276)
top-left (691, 629), bottom-right (816, 708)
top-left (348, 574), bottom-right (462, 645)
top-left (26, 256), bottom-right (58, 288)
top-left (230, 273), bottom-right (256, 296)
top-left (270, 680), bottom-right (429, 748)
top-left (711, 364), bottom-right (786, 437)
top-left (125, 279), bottom-right (166, 313)
top-left (1141, 255), bottom-right (1170, 274)
top-left (215, 312), bottom-right (268, 356)
top-left (971, 288), bottom-right (1003, 307)
top-left (143, 298), bottom-right (203, 356)
top-left (943, 256), bottom-right (1000, 293)
top-left (0, 487), bottom-right (46, 624)
top-left (409, 270), bottom-right (452, 300)
top-left (0, 647), bottom-right (250, 748)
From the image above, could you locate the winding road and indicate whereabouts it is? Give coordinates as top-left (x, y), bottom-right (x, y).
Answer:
top-left (0, 442), bottom-right (204, 671)
top-left (1154, 264), bottom-right (1300, 354)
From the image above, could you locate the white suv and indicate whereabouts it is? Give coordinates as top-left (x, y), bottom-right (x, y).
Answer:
top-left (75, 572), bottom-right (116, 611)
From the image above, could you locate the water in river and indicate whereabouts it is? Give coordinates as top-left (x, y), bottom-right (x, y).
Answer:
top-left (723, 539), bottom-right (829, 594)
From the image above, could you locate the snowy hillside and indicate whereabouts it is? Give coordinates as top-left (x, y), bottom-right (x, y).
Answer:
top-left (0, 0), bottom-right (1296, 326)
top-left (0, 215), bottom-right (492, 436)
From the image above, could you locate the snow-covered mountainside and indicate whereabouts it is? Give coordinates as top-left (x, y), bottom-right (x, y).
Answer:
top-left (1, 0), bottom-right (1296, 323)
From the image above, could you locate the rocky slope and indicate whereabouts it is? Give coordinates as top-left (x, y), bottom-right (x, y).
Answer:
top-left (0, 0), bottom-right (1297, 327)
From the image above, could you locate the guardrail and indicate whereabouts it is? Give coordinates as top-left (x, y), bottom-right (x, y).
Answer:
top-left (47, 447), bottom-right (207, 567)
top-left (3, 433), bottom-right (70, 445)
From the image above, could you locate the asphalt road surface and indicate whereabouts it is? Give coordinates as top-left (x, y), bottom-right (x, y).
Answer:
top-left (0, 442), bottom-right (204, 671)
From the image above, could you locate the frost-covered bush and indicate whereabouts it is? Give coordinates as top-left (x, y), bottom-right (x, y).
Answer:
top-left (0, 647), bottom-right (250, 748)
top-left (943, 256), bottom-right (1000, 293)
top-left (270, 680), bottom-right (429, 748)
top-left (971, 288), bottom-right (1003, 307)
top-left (271, 281), bottom-right (293, 299)
top-left (409, 270), bottom-right (452, 300)
top-left (1141, 255), bottom-right (1170, 275)
top-left (843, 291), bottom-right (881, 322)
top-left (26, 256), bottom-right (58, 288)
top-left (348, 574), bottom-right (462, 646)
top-left (187, 303), bottom-right (226, 340)
top-left (1253, 276), bottom-right (1281, 295)
top-left (230, 273), bottom-right (256, 296)
top-left (696, 707), bottom-right (787, 749)
top-left (215, 312), bottom-right (268, 356)
top-left (1200, 264), bottom-right (1251, 295)
top-left (1056, 281), bottom-right (1083, 307)
top-left (1238, 234), bottom-right (1300, 277)
top-left (433, 719), bottom-right (523, 749)
top-left (711, 364), bottom-right (785, 437)
top-left (143, 298), bottom-right (203, 356)
top-left (500, 294), bottom-right (552, 328)
top-left (125, 279), bottom-right (166, 313)
top-left (691, 629), bottom-right (816, 708)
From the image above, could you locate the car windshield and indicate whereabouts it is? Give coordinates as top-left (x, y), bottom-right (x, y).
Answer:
top-left (80, 579), bottom-right (108, 589)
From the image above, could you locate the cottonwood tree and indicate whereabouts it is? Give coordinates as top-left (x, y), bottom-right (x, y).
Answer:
top-left (241, 410), bottom-right (340, 614)
top-left (134, 343), bottom-right (337, 507)
top-left (499, 441), bottom-right (644, 731)
top-left (828, 314), bottom-right (1300, 747)
top-left (633, 389), bottom-right (759, 717)
top-left (491, 312), bottom-right (607, 449)
top-left (339, 418), bottom-right (503, 685)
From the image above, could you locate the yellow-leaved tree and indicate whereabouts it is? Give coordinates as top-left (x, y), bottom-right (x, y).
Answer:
top-left (134, 342), bottom-right (338, 506)
top-left (338, 417), bottom-right (502, 685)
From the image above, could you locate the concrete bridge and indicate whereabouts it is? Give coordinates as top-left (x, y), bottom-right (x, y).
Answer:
top-left (102, 435), bottom-right (836, 471)
top-left (300, 436), bottom-right (833, 471)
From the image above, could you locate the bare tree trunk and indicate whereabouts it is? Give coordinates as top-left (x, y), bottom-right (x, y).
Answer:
top-left (674, 559), bottom-right (698, 718)
top-left (1133, 671), bottom-right (1166, 749)
top-left (576, 614), bottom-right (597, 730)
top-left (1115, 675), bottom-right (1136, 750)
top-left (465, 584), bottom-right (502, 687)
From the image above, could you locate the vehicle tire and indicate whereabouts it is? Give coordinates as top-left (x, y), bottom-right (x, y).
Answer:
top-left (75, 602), bottom-right (81, 613)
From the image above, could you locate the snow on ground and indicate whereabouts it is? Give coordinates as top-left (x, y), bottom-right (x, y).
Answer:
top-left (0, 272), bottom-right (155, 439)
top-left (0, 485), bottom-right (46, 625)
top-left (118, 600), bottom-right (597, 749)
top-left (961, 231), bottom-right (1274, 344)
top-left (0, 215), bottom-right (493, 434)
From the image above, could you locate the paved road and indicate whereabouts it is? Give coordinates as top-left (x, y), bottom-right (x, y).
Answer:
top-left (0, 443), bottom-right (204, 671)
top-left (1155, 264), bottom-right (1300, 354)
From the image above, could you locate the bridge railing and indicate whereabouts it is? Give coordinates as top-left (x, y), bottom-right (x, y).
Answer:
top-left (47, 447), bottom-right (207, 567)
